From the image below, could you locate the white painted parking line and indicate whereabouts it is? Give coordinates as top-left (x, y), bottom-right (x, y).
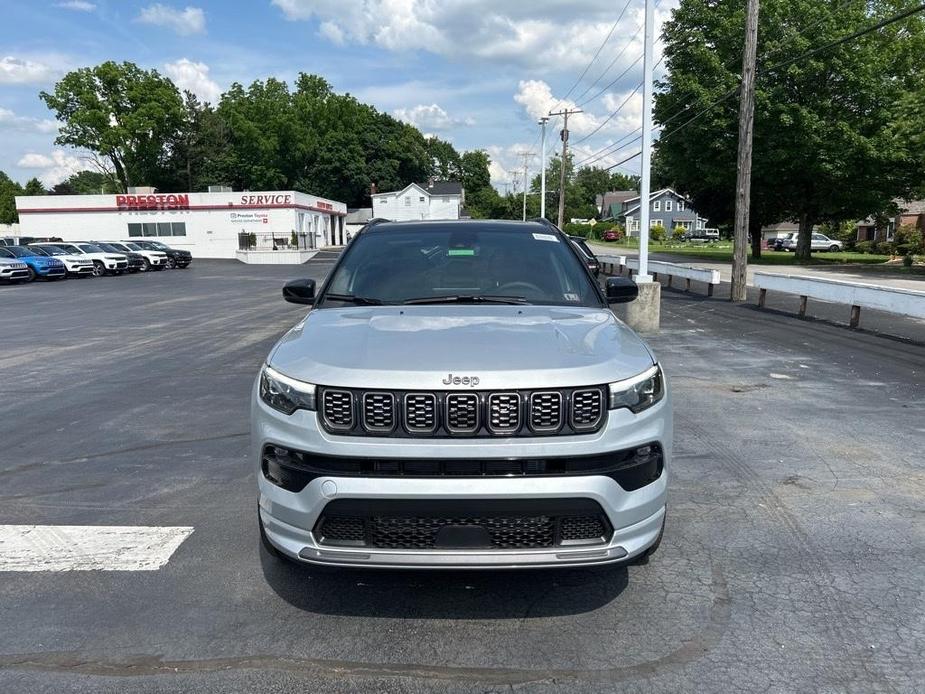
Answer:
top-left (0, 525), bottom-right (193, 572)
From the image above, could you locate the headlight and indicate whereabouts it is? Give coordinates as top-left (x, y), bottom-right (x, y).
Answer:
top-left (609, 365), bottom-right (664, 413)
top-left (259, 365), bottom-right (316, 415)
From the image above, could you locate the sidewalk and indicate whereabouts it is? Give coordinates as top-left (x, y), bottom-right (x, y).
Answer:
top-left (588, 242), bottom-right (925, 292)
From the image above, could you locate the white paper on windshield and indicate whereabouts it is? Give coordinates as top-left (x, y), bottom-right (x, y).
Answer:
top-left (532, 233), bottom-right (559, 242)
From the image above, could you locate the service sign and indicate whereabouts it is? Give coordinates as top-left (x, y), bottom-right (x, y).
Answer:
top-left (116, 194), bottom-right (190, 211)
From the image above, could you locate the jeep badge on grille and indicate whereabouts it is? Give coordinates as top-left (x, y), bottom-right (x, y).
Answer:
top-left (442, 373), bottom-right (480, 387)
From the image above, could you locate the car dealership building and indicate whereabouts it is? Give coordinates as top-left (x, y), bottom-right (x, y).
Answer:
top-left (15, 189), bottom-right (348, 261)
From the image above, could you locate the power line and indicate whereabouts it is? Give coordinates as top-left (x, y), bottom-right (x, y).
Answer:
top-left (572, 86), bottom-right (641, 146)
top-left (570, 0), bottom-right (638, 104)
top-left (577, 53), bottom-right (644, 108)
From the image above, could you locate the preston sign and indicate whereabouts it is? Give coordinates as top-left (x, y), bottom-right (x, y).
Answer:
top-left (116, 194), bottom-right (190, 211)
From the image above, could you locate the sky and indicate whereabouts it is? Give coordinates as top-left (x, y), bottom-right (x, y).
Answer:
top-left (0, 0), bottom-right (676, 191)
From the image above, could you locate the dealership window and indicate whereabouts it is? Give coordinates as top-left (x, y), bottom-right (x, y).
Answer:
top-left (127, 221), bottom-right (186, 237)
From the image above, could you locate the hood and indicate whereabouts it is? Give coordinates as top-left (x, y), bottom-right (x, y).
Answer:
top-left (268, 305), bottom-right (655, 390)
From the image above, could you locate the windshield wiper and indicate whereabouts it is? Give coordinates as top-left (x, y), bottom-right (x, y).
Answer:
top-left (323, 293), bottom-right (385, 305)
top-left (402, 294), bottom-right (528, 305)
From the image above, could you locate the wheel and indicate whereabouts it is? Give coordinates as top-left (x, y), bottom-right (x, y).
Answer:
top-left (828, 245), bottom-right (839, 252)
top-left (166, 257), bottom-right (177, 269)
top-left (139, 258), bottom-right (150, 272)
top-left (91, 261), bottom-right (105, 277)
top-left (26, 268), bottom-right (36, 282)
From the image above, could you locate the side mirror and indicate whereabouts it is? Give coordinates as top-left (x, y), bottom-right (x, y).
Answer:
top-left (605, 276), bottom-right (638, 304)
top-left (283, 278), bottom-right (316, 305)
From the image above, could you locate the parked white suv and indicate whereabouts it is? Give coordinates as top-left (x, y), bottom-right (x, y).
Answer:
top-left (96, 241), bottom-right (168, 271)
top-left (32, 242), bottom-right (128, 276)
top-left (0, 257), bottom-right (30, 283)
top-left (781, 232), bottom-right (843, 252)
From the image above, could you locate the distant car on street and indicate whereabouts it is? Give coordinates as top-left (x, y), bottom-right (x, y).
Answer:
top-left (602, 229), bottom-right (621, 242)
top-left (0, 245), bottom-right (66, 281)
top-left (766, 236), bottom-right (786, 251)
top-left (781, 232), bottom-right (843, 253)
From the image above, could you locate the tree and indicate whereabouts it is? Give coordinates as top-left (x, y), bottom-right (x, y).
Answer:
top-left (655, 0), bottom-right (925, 262)
top-left (41, 61), bottom-right (187, 192)
top-left (0, 172), bottom-right (23, 224)
top-left (52, 170), bottom-right (119, 195)
top-left (23, 178), bottom-right (46, 196)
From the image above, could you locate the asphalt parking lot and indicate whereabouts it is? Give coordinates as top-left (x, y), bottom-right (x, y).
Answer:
top-left (0, 259), bottom-right (923, 693)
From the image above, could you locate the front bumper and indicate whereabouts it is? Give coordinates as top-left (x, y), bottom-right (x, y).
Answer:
top-left (253, 383), bottom-right (671, 569)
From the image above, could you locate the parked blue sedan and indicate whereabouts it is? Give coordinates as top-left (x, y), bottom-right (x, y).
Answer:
top-left (0, 245), bottom-right (66, 281)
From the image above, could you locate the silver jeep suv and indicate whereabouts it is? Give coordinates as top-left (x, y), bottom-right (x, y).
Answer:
top-left (253, 220), bottom-right (671, 569)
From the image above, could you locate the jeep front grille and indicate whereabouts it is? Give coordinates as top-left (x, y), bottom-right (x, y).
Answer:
top-left (318, 385), bottom-right (605, 437)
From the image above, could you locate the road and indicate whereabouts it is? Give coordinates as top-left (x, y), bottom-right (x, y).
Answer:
top-left (589, 241), bottom-right (925, 292)
top-left (0, 261), bottom-right (922, 692)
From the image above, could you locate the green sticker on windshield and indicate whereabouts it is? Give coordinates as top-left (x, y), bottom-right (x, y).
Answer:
top-left (447, 249), bottom-right (475, 256)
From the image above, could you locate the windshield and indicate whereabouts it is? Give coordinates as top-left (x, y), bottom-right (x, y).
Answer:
top-left (143, 241), bottom-right (167, 250)
top-left (2, 246), bottom-right (35, 258)
top-left (33, 245), bottom-right (64, 255)
top-left (123, 242), bottom-right (141, 250)
top-left (54, 244), bottom-right (80, 253)
top-left (320, 224), bottom-right (602, 308)
top-left (97, 243), bottom-right (121, 253)
top-left (78, 244), bottom-right (105, 253)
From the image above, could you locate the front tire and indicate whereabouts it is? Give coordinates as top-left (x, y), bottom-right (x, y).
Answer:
top-left (829, 245), bottom-right (839, 252)
top-left (91, 261), bottom-right (105, 277)
top-left (139, 259), bottom-right (150, 272)
top-left (631, 516), bottom-right (665, 566)
top-left (26, 268), bottom-right (36, 282)
top-left (166, 257), bottom-right (177, 269)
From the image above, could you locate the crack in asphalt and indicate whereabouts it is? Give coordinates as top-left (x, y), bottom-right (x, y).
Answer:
top-left (0, 565), bottom-right (730, 685)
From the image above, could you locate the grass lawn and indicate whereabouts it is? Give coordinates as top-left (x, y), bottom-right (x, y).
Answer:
top-left (589, 240), bottom-right (893, 266)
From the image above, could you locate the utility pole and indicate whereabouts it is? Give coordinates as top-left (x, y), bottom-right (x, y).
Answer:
top-left (637, 0), bottom-right (656, 282)
top-left (730, 0), bottom-right (760, 302)
top-left (538, 117), bottom-right (549, 219)
top-left (516, 151), bottom-right (535, 221)
top-left (549, 107), bottom-right (582, 229)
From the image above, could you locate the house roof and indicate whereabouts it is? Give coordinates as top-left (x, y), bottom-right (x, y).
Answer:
top-left (898, 199), bottom-right (925, 215)
top-left (596, 190), bottom-right (637, 210)
top-left (621, 188), bottom-right (695, 218)
top-left (426, 180), bottom-right (463, 196)
top-left (373, 181), bottom-right (463, 199)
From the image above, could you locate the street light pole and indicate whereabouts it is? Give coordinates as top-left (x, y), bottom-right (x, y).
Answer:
top-left (539, 117), bottom-right (549, 219)
top-left (637, 0), bottom-right (656, 283)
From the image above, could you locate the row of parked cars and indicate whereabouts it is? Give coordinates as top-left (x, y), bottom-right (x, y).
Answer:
top-left (0, 239), bottom-right (192, 283)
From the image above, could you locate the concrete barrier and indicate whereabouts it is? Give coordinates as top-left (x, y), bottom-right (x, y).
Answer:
top-left (753, 272), bottom-right (925, 328)
top-left (598, 255), bottom-right (721, 296)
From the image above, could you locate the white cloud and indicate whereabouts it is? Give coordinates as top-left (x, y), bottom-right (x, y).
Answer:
top-left (393, 103), bottom-right (473, 131)
top-left (0, 107), bottom-right (58, 134)
top-left (17, 150), bottom-right (88, 185)
top-left (163, 58), bottom-right (221, 103)
top-left (0, 56), bottom-right (58, 84)
top-left (138, 4), bottom-right (205, 36)
top-left (271, 1), bottom-right (677, 73)
top-left (55, 1), bottom-right (96, 11)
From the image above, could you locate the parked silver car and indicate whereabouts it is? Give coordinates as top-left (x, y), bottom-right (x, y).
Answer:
top-left (781, 232), bottom-right (843, 252)
top-left (0, 257), bottom-right (30, 283)
top-left (253, 220), bottom-right (671, 570)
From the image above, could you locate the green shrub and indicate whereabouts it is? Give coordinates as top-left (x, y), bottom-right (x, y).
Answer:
top-left (672, 226), bottom-right (687, 241)
top-left (562, 222), bottom-right (592, 238)
top-left (902, 254), bottom-right (914, 267)
top-left (650, 224), bottom-right (666, 242)
top-left (893, 224), bottom-right (924, 255)
top-left (855, 240), bottom-right (872, 254)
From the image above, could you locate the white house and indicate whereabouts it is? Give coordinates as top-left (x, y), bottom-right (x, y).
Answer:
top-left (371, 181), bottom-right (463, 221)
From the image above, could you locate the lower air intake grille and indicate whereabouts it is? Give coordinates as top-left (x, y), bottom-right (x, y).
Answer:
top-left (315, 499), bottom-right (613, 550)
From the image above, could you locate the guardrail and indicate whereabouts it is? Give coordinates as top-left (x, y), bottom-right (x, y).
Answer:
top-left (753, 272), bottom-right (925, 328)
top-left (598, 255), bottom-right (722, 296)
